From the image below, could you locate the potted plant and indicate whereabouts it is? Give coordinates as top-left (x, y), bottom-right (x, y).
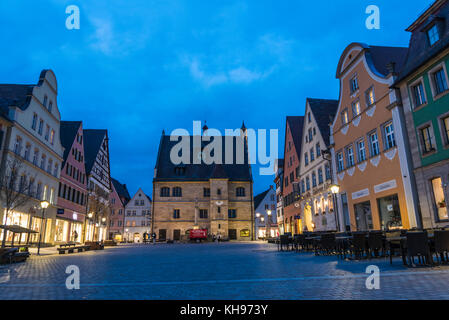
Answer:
top-left (438, 200), bottom-right (446, 208)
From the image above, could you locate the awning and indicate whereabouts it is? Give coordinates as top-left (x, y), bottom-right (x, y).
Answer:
top-left (0, 224), bottom-right (38, 234)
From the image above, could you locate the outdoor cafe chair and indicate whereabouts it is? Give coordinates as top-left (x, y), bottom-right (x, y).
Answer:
top-left (367, 231), bottom-right (385, 258)
top-left (278, 235), bottom-right (291, 252)
top-left (433, 230), bottom-right (449, 264)
top-left (406, 231), bottom-right (433, 267)
top-left (350, 232), bottom-right (368, 260)
top-left (319, 233), bottom-right (337, 255)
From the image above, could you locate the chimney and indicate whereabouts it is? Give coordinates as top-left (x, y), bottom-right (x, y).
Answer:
top-left (386, 62), bottom-right (396, 74)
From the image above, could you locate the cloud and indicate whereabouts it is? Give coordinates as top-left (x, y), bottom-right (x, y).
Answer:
top-left (185, 58), bottom-right (273, 87)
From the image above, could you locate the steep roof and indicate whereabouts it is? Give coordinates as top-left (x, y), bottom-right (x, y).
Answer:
top-left (395, 0), bottom-right (449, 84)
top-left (60, 121), bottom-right (82, 166)
top-left (286, 116), bottom-right (305, 155)
top-left (0, 84), bottom-right (33, 115)
top-left (83, 129), bottom-right (107, 174)
top-left (367, 46), bottom-right (408, 77)
top-left (254, 187), bottom-right (271, 210)
top-left (307, 98), bottom-right (339, 146)
top-left (111, 177), bottom-right (131, 205)
top-left (154, 135), bottom-right (252, 182)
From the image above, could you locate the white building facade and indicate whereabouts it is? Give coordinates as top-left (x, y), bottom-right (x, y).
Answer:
top-left (0, 70), bottom-right (64, 244)
top-left (124, 188), bottom-right (152, 243)
top-left (254, 186), bottom-right (277, 239)
top-left (298, 99), bottom-right (339, 232)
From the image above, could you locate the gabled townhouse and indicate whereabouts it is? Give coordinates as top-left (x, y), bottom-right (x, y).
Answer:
top-left (0, 70), bottom-right (64, 245)
top-left (152, 125), bottom-right (254, 241)
top-left (273, 158), bottom-right (284, 234)
top-left (282, 116), bottom-right (305, 234)
top-left (298, 98), bottom-right (339, 232)
top-left (254, 186), bottom-right (277, 239)
top-left (393, 0), bottom-right (449, 228)
top-left (124, 188), bottom-right (152, 242)
top-left (109, 178), bottom-right (131, 241)
top-left (330, 43), bottom-right (419, 232)
top-left (83, 129), bottom-right (111, 241)
top-left (56, 121), bottom-right (87, 243)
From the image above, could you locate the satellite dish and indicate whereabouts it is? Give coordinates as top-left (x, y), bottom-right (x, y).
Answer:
top-left (216, 201), bottom-right (223, 206)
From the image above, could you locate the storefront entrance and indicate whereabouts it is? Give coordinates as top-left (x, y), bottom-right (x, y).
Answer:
top-left (354, 201), bottom-right (373, 231)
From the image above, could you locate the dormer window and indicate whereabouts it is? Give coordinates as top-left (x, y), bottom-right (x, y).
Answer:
top-left (427, 24), bottom-right (440, 46)
top-left (174, 166), bottom-right (185, 176)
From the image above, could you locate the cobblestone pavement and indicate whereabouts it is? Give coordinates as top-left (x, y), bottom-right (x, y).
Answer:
top-left (1, 242), bottom-right (449, 300)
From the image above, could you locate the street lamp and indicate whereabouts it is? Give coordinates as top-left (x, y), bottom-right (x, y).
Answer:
top-left (37, 200), bottom-right (49, 255)
top-left (330, 184), bottom-right (341, 231)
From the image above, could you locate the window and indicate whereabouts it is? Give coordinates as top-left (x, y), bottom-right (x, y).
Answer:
top-left (295, 166), bottom-right (299, 179)
top-left (32, 113), bottom-right (38, 130)
top-left (442, 116), bottom-right (449, 145)
top-left (14, 136), bottom-right (22, 155)
top-left (427, 24), bottom-right (440, 46)
top-left (346, 146), bottom-right (355, 167)
top-left (310, 148), bottom-right (315, 162)
top-left (306, 177), bottom-right (310, 191)
top-left (160, 187), bottom-right (170, 197)
top-left (236, 187), bottom-right (245, 197)
top-left (420, 126), bottom-right (435, 153)
top-left (301, 180), bottom-right (305, 193)
top-left (48, 101), bottom-right (53, 113)
top-left (325, 164), bottom-right (331, 180)
top-left (228, 209), bottom-right (237, 219)
top-left (434, 68), bottom-right (449, 96)
top-left (204, 188), bottom-right (210, 197)
top-left (412, 82), bottom-right (426, 107)
top-left (172, 187), bottom-right (182, 197)
top-left (50, 130), bottom-right (55, 145)
top-left (318, 168), bottom-right (324, 184)
top-left (384, 122), bottom-right (396, 150)
top-left (217, 188), bottom-right (221, 195)
top-left (357, 139), bottom-right (366, 162)
top-left (341, 109), bottom-right (349, 125)
top-left (308, 112), bottom-right (311, 123)
top-left (308, 128), bottom-right (313, 142)
top-left (173, 209), bottom-right (181, 219)
top-left (337, 152), bottom-right (344, 172)
top-left (304, 153), bottom-right (309, 166)
top-left (316, 143), bottom-right (321, 157)
top-left (199, 209), bottom-right (208, 219)
top-left (40, 154), bottom-right (46, 169)
top-left (366, 87), bottom-right (375, 106)
top-left (350, 75), bottom-right (359, 94)
top-left (431, 177), bottom-right (448, 221)
top-left (289, 172), bottom-right (294, 182)
top-left (43, 95), bottom-right (48, 107)
top-left (369, 132), bottom-right (380, 156)
top-left (45, 125), bottom-right (50, 141)
top-left (352, 100), bottom-right (361, 117)
top-left (38, 119), bottom-right (44, 135)
top-left (312, 172), bottom-right (317, 188)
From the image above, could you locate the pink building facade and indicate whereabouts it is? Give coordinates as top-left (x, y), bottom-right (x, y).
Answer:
top-left (56, 121), bottom-right (88, 243)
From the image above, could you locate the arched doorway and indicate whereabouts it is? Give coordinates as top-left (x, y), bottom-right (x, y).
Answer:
top-left (133, 232), bottom-right (141, 243)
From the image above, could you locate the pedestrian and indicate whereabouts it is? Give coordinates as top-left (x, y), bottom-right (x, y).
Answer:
top-left (73, 230), bottom-right (78, 243)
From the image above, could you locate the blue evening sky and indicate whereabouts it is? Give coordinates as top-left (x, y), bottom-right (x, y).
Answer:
top-left (0, 0), bottom-right (432, 197)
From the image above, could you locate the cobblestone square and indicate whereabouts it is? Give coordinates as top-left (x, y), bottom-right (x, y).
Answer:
top-left (1, 242), bottom-right (449, 300)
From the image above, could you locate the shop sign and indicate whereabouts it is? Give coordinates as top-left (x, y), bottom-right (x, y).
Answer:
top-left (374, 180), bottom-right (397, 193)
top-left (57, 208), bottom-right (64, 215)
top-left (240, 229), bottom-right (250, 237)
top-left (352, 188), bottom-right (369, 200)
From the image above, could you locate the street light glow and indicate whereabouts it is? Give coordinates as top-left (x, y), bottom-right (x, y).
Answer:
top-left (40, 200), bottom-right (49, 209)
top-left (330, 184), bottom-right (340, 194)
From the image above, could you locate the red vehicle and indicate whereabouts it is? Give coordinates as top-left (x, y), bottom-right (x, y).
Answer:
top-left (189, 229), bottom-right (208, 241)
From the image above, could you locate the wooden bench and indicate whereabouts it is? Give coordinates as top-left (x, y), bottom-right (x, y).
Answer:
top-left (57, 243), bottom-right (90, 254)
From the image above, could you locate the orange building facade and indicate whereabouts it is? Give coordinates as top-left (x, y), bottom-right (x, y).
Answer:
top-left (330, 43), bottom-right (419, 231)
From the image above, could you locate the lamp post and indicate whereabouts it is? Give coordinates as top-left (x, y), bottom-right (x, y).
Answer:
top-left (267, 210), bottom-right (272, 238)
top-left (255, 213), bottom-right (260, 239)
top-left (87, 212), bottom-right (93, 241)
top-left (37, 200), bottom-right (49, 255)
top-left (330, 184), bottom-right (341, 231)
